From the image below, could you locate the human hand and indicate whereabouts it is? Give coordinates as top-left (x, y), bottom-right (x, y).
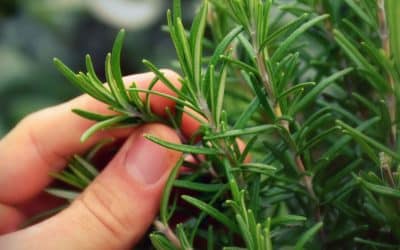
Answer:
top-left (0, 71), bottom-right (198, 249)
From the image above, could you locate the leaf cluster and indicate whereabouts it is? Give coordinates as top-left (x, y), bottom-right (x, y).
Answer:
top-left (48, 0), bottom-right (400, 249)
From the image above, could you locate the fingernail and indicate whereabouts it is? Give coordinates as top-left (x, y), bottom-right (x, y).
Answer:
top-left (125, 132), bottom-right (169, 185)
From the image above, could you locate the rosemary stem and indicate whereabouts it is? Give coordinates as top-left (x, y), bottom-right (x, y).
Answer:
top-left (252, 29), bottom-right (316, 200)
top-left (251, 27), bottom-right (321, 236)
top-left (377, 0), bottom-right (397, 147)
top-left (315, 0), bottom-right (333, 41)
top-left (154, 220), bottom-right (182, 249)
top-left (379, 152), bottom-right (400, 209)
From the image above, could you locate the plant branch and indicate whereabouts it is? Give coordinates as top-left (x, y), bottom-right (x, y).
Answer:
top-left (377, 0), bottom-right (396, 147)
top-left (379, 152), bottom-right (400, 210)
top-left (250, 26), bottom-right (317, 202)
top-left (154, 220), bottom-right (182, 249)
top-left (315, 0), bottom-right (334, 41)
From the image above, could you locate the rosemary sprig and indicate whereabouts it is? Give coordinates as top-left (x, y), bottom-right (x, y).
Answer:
top-left (50, 0), bottom-right (400, 248)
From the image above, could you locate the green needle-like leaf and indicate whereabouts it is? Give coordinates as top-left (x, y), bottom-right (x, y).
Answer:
top-left (333, 30), bottom-right (371, 69)
top-left (174, 180), bottom-right (225, 192)
top-left (207, 26), bottom-right (244, 69)
top-left (45, 189), bottom-right (80, 201)
top-left (220, 56), bottom-right (258, 74)
top-left (292, 68), bottom-right (353, 114)
top-left (144, 134), bottom-right (220, 155)
top-left (261, 13), bottom-right (308, 49)
top-left (204, 124), bottom-right (278, 140)
top-left (72, 109), bottom-right (116, 122)
top-left (271, 14), bottom-right (329, 63)
top-left (73, 155), bottom-right (99, 178)
top-left (182, 195), bottom-right (238, 233)
top-left (129, 88), bottom-right (203, 115)
top-left (354, 237), bottom-right (400, 249)
top-left (277, 82), bottom-right (316, 100)
top-left (336, 120), bottom-right (400, 161)
top-left (160, 157), bottom-right (184, 224)
top-left (386, 0), bottom-right (400, 74)
top-left (81, 115), bottom-right (130, 142)
top-left (357, 177), bottom-right (400, 199)
top-left (233, 97), bottom-right (260, 129)
top-left (190, 0), bottom-right (208, 93)
top-left (54, 58), bottom-right (110, 104)
top-left (142, 59), bottom-right (181, 95)
top-left (50, 171), bottom-right (85, 190)
top-left (176, 224), bottom-right (192, 249)
top-left (150, 233), bottom-right (178, 250)
top-left (294, 222), bottom-right (323, 250)
top-left (236, 214), bottom-right (255, 250)
top-left (270, 215), bottom-right (307, 227)
top-left (175, 17), bottom-right (193, 79)
top-left (215, 59), bottom-right (228, 126)
top-left (85, 54), bottom-right (115, 103)
top-left (344, 0), bottom-right (376, 28)
top-left (111, 29), bottom-right (130, 103)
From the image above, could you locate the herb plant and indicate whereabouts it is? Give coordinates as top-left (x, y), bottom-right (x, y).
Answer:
top-left (48, 0), bottom-right (400, 249)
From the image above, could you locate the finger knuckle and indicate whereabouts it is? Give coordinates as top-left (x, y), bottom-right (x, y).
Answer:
top-left (19, 107), bottom-right (56, 129)
top-left (19, 110), bottom-right (43, 128)
top-left (77, 180), bottom-right (131, 242)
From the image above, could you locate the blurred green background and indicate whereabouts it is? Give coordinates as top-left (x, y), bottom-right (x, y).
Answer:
top-left (0, 0), bottom-right (196, 136)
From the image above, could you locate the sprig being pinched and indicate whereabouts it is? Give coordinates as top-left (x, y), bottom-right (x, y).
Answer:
top-left (53, 29), bottom-right (169, 143)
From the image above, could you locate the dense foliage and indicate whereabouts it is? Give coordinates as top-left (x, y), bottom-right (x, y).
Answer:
top-left (49, 0), bottom-right (400, 249)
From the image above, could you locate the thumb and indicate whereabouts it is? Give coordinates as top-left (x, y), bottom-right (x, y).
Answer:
top-left (0, 124), bottom-right (182, 250)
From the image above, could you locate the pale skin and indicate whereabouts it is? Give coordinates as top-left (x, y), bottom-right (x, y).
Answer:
top-left (0, 70), bottom-right (202, 249)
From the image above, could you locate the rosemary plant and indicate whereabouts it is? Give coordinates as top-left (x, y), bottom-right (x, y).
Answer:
top-left (48, 0), bottom-right (400, 249)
